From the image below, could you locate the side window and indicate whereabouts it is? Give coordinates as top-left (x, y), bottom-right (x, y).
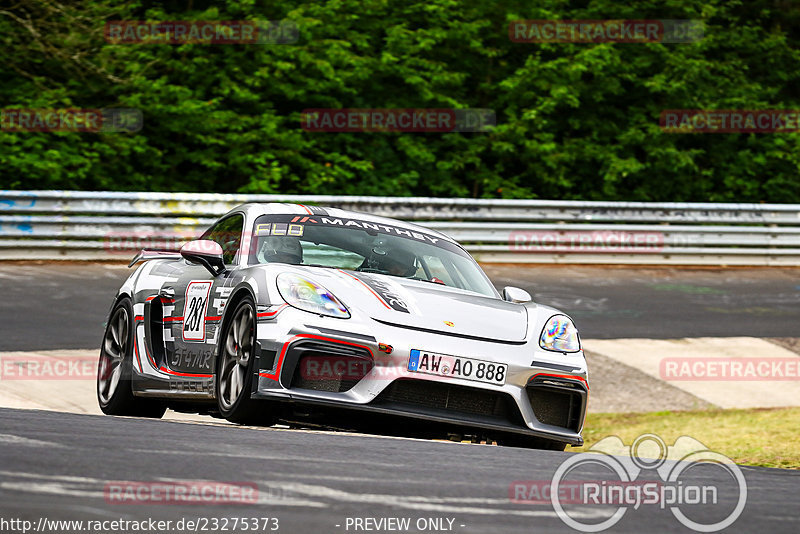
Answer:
top-left (201, 214), bottom-right (244, 264)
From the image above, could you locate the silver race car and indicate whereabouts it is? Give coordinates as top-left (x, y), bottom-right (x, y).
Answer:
top-left (97, 203), bottom-right (588, 449)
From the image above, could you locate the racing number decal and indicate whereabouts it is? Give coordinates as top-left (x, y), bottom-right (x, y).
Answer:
top-left (183, 281), bottom-right (212, 341)
top-left (186, 298), bottom-right (205, 332)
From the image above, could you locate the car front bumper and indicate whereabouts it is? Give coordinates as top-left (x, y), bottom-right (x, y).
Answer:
top-left (252, 306), bottom-right (588, 446)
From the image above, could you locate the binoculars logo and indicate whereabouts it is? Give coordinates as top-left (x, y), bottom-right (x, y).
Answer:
top-left (550, 434), bottom-right (747, 532)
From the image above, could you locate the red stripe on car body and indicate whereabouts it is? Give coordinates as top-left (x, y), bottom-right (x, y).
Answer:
top-left (256, 304), bottom-right (288, 318)
top-left (133, 330), bottom-right (144, 372)
top-left (158, 366), bottom-right (213, 378)
top-left (337, 270), bottom-right (392, 310)
top-left (259, 334), bottom-right (374, 381)
top-left (528, 372), bottom-right (589, 391)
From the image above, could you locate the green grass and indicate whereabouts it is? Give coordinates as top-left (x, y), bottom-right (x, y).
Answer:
top-left (571, 407), bottom-right (800, 469)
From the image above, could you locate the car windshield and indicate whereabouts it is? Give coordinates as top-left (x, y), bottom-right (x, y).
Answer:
top-left (247, 213), bottom-right (498, 297)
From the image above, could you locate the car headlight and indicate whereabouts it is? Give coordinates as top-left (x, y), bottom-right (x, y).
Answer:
top-left (277, 272), bottom-right (350, 318)
top-left (539, 314), bottom-right (580, 353)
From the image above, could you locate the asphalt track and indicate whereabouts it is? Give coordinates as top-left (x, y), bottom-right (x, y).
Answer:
top-left (1, 263), bottom-right (799, 351)
top-left (2, 262), bottom-right (799, 533)
top-left (2, 408), bottom-right (799, 533)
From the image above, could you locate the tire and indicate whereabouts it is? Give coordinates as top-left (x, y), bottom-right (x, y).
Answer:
top-left (97, 297), bottom-right (166, 418)
top-left (499, 434), bottom-right (567, 451)
top-left (216, 296), bottom-right (275, 425)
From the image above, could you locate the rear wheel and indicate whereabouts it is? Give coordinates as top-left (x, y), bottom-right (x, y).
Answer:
top-left (216, 296), bottom-right (275, 425)
top-left (97, 297), bottom-right (166, 418)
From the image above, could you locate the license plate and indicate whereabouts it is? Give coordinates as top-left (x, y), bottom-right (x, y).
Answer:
top-left (407, 349), bottom-right (507, 385)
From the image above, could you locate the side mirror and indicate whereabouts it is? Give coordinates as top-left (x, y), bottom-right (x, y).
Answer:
top-left (180, 240), bottom-right (226, 276)
top-left (503, 286), bottom-right (532, 304)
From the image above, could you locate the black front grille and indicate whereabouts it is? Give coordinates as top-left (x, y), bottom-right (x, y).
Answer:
top-left (526, 385), bottom-right (584, 432)
top-left (287, 340), bottom-right (373, 393)
top-left (376, 379), bottom-right (516, 419)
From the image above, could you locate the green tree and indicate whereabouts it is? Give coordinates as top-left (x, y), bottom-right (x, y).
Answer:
top-left (1, 0), bottom-right (798, 202)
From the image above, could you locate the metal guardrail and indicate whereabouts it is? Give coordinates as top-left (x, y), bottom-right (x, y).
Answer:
top-left (1, 190), bottom-right (800, 265)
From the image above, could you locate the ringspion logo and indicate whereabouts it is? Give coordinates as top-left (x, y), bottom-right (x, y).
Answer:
top-left (543, 434), bottom-right (747, 532)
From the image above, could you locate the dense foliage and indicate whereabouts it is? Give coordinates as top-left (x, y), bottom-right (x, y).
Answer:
top-left (1, 0), bottom-right (799, 201)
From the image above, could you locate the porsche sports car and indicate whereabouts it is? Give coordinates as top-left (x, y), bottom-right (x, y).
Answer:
top-left (97, 203), bottom-right (588, 450)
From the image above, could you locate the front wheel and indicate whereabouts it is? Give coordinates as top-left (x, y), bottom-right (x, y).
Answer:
top-left (97, 297), bottom-right (166, 418)
top-left (216, 296), bottom-right (275, 425)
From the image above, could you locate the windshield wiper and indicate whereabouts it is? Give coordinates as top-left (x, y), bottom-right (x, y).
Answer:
top-left (354, 267), bottom-right (390, 274)
top-left (409, 277), bottom-right (446, 285)
top-left (352, 269), bottom-right (443, 284)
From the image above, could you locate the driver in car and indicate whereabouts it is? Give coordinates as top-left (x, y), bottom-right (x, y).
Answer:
top-left (374, 247), bottom-right (417, 277)
top-left (258, 237), bottom-right (303, 264)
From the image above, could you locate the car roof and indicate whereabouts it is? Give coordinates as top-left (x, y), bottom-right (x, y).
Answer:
top-left (224, 202), bottom-right (456, 244)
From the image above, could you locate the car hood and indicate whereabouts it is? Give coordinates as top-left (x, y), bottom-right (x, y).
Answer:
top-left (291, 268), bottom-right (529, 343)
